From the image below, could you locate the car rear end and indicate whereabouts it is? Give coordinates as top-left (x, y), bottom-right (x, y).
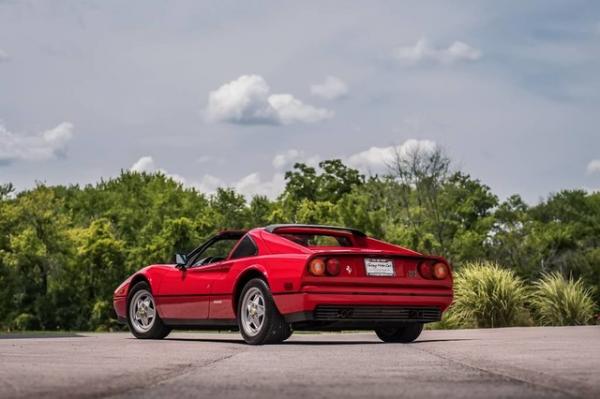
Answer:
top-left (274, 251), bottom-right (453, 330)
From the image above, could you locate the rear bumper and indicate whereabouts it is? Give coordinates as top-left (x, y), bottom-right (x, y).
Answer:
top-left (285, 305), bottom-right (442, 323)
top-left (274, 291), bottom-right (452, 325)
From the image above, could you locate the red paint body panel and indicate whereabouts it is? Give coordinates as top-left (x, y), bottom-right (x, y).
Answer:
top-left (113, 296), bottom-right (127, 318)
top-left (113, 226), bottom-right (454, 327)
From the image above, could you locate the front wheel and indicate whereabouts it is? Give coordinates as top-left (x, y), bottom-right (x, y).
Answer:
top-left (127, 281), bottom-right (171, 339)
top-left (237, 278), bottom-right (291, 345)
top-left (375, 323), bottom-right (423, 343)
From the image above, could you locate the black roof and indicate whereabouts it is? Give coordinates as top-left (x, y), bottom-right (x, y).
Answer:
top-left (215, 230), bottom-right (247, 239)
top-left (264, 224), bottom-right (366, 237)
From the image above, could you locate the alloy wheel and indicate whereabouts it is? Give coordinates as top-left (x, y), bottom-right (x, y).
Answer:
top-left (129, 289), bottom-right (156, 333)
top-left (240, 287), bottom-right (266, 336)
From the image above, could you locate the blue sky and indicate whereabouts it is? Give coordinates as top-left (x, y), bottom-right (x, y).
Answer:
top-left (1, 1), bottom-right (599, 203)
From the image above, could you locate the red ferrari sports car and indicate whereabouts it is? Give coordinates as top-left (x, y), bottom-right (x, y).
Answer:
top-left (113, 224), bottom-right (453, 345)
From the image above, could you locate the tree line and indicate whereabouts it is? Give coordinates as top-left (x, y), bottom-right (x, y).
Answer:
top-left (0, 147), bottom-right (598, 330)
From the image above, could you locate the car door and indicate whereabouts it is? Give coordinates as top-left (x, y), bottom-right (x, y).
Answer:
top-left (208, 235), bottom-right (260, 320)
top-left (155, 237), bottom-right (240, 322)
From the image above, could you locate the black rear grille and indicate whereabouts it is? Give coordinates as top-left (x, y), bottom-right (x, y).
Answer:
top-left (314, 305), bottom-right (441, 322)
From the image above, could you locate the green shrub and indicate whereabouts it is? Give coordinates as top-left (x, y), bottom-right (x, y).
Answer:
top-left (447, 261), bottom-right (530, 328)
top-left (11, 313), bottom-right (40, 331)
top-left (90, 300), bottom-right (117, 331)
top-left (530, 272), bottom-right (596, 326)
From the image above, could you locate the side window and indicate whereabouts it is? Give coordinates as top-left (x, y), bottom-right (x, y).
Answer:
top-left (229, 236), bottom-right (258, 260)
top-left (190, 238), bottom-right (239, 266)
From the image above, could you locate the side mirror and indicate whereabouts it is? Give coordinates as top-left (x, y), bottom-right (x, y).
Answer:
top-left (175, 253), bottom-right (187, 268)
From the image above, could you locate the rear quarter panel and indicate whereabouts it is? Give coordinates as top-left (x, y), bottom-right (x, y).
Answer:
top-left (209, 254), bottom-right (309, 319)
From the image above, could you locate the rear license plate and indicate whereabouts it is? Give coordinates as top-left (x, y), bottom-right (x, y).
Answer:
top-left (364, 258), bottom-right (395, 276)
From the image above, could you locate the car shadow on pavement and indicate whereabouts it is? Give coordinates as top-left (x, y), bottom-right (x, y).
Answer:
top-left (278, 338), bottom-right (476, 345)
top-left (164, 338), bottom-right (381, 345)
top-left (161, 337), bottom-right (475, 345)
top-left (0, 333), bottom-right (84, 339)
top-left (412, 339), bottom-right (476, 344)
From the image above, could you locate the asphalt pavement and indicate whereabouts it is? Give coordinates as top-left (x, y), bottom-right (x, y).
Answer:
top-left (1, 326), bottom-right (599, 399)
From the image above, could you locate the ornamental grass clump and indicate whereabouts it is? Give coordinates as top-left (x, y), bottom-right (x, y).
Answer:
top-left (530, 272), bottom-right (596, 326)
top-left (447, 261), bottom-right (529, 328)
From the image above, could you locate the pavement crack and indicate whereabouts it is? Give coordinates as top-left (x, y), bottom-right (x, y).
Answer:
top-left (408, 345), bottom-right (584, 398)
top-left (53, 350), bottom-right (243, 399)
top-left (102, 351), bottom-right (242, 399)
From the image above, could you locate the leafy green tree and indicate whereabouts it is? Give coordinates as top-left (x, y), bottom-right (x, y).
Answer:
top-left (280, 160), bottom-right (363, 221)
top-left (145, 217), bottom-right (200, 264)
top-left (75, 218), bottom-right (126, 304)
top-left (248, 195), bottom-right (277, 226)
top-left (0, 186), bottom-right (73, 329)
top-left (0, 159), bottom-right (599, 331)
top-left (208, 188), bottom-right (250, 230)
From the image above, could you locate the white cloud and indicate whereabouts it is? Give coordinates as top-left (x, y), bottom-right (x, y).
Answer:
top-left (130, 156), bottom-right (155, 172)
top-left (194, 172), bottom-right (285, 199)
top-left (587, 159), bottom-right (600, 175)
top-left (129, 141), bottom-right (443, 201)
top-left (268, 94), bottom-right (333, 124)
top-left (196, 174), bottom-right (224, 194)
top-left (205, 74), bottom-right (333, 125)
top-left (0, 122), bottom-right (74, 164)
top-left (128, 156), bottom-right (285, 199)
top-left (272, 149), bottom-right (320, 170)
top-left (0, 49), bottom-right (8, 62)
top-left (272, 149), bottom-right (302, 169)
top-left (393, 38), bottom-right (481, 65)
top-left (233, 172), bottom-right (286, 199)
top-left (346, 139), bottom-right (438, 174)
top-left (129, 156), bottom-right (186, 184)
top-left (310, 76), bottom-right (349, 100)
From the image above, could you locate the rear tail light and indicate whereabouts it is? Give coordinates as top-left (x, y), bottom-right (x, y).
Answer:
top-left (308, 257), bottom-right (341, 276)
top-left (433, 262), bottom-right (449, 280)
top-left (418, 262), bottom-right (433, 279)
top-left (308, 258), bottom-right (326, 276)
top-left (326, 258), bottom-right (340, 276)
top-left (418, 261), bottom-right (449, 280)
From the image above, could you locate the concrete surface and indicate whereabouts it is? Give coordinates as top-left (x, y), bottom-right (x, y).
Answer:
top-left (0, 326), bottom-right (599, 399)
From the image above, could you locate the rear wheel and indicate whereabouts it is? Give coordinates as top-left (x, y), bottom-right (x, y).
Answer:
top-left (375, 323), bottom-right (423, 343)
top-left (237, 278), bottom-right (291, 345)
top-left (127, 281), bottom-right (171, 339)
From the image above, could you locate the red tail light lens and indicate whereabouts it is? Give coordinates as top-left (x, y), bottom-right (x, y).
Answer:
top-left (326, 258), bottom-right (340, 276)
top-left (433, 262), bottom-right (449, 280)
top-left (308, 258), bottom-right (326, 276)
top-left (418, 260), bottom-right (450, 280)
top-left (418, 262), bottom-right (432, 279)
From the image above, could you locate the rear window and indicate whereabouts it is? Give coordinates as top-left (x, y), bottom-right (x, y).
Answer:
top-left (279, 233), bottom-right (352, 247)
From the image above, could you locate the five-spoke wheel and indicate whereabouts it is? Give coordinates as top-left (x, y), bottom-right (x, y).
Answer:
top-left (237, 278), bottom-right (291, 345)
top-left (127, 281), bottom-right (171, 339)
top-left (241, 287), bottom-right (266, 337)
top-left (129, 289), bottom-right (156, 333)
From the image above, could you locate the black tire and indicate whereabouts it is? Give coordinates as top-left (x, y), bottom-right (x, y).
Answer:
top-left (281, 329), bottom-right (294, 342)
top-left (375, 323), bottom-right (423, 343)
top-left (237, 278), bottom-right (291, 345)
top-left (126, 281), bottom-right (171, 339)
